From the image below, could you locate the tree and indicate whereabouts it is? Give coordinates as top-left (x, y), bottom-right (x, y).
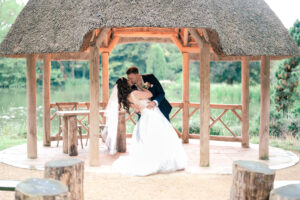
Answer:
top-left (146, 44), bottom-right (166, 80)
top-left (274, 20), bottom-right (300, 116)
top-left (108, 43), bottom-right (150, 86)
top-left (0, 0), bottom-right (24, 42)
top-left (275, 20), bottom-right (300, 116)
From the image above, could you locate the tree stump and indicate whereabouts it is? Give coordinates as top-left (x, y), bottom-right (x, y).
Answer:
top-left (44, 159), bottom-right (84, 200)
top-left (15, 178), bottom-right (68, 200)
top-left (230, 160), bottom-right (275, 200)
top-left (270, 183), bottom-right (300, 200)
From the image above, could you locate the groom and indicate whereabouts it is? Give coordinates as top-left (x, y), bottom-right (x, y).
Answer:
top-left (126, 66), bottom-right (172, 121)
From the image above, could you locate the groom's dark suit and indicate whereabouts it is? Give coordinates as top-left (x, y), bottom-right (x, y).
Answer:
top-left (132, 74), bottom-right (172, 121)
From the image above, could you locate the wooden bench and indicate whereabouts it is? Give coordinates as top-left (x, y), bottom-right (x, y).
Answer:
top-left (0, 180), bottom-right (20, 191)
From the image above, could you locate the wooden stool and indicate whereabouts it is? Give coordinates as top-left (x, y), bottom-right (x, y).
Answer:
top-left (15, 178), bottom-right (68, 200)
top-left (230, 160), bottom-right (275, 200)
top-left (44, 159), bottom-right (84, 200)
top-left (270, 183), bottom-right (300, 200)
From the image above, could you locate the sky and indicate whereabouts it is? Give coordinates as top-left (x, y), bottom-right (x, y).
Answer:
top-left (17, 0), bottom-right (300, 29)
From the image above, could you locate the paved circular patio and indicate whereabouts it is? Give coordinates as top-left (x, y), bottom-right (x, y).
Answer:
top-left (0, 139), bottom-right (298, 174)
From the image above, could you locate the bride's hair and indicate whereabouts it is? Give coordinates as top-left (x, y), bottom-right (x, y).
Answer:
top-left (116, 77), bottom-right (132, 113)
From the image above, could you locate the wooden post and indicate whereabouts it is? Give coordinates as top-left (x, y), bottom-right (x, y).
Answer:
top-left (43, 54), bottom-right (51, 146)
top-left (200, 43), bottom-right (210, 167)
top-left (26, 54), bottom-right (37, 159)
top-left (62, 116), bottom-right (68, 154)
top-left (45, 159), bottom-right (84, 200)
top-left (15, 178), bottom-right (68, 200)
top-left (102, 52), bottom-right (109, 105)
top-left (68, 116), bottom-right (78, 156)
top-left (89, 45), bottom-right (100, 166)
top-left (117, 111), bottom-right (126, 152)
top-left (230, 160), bottom-right (275, 200)
top-left (182, 52), bottom-right (189, 143)
top-left (241, 57), bottom-right (250, 148)
top-left (259, 56), bottom-right (270, 160)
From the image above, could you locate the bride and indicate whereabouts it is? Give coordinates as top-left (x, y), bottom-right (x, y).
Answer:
top-left (102, 77), bottom-right (187, 176)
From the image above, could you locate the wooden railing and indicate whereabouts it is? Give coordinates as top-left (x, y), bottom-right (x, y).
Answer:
top-left (49, 101), bottom-right (243, 142)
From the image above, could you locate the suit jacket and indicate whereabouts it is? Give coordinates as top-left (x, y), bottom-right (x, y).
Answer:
top-left (132, 74), bottom-right (172, 121)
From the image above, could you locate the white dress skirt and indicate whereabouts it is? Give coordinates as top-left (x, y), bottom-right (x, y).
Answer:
top-left (112, 95), bottom-right (187, 176)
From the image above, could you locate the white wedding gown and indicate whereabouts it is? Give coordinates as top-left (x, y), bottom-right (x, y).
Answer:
top-left (112, 93), bottom-right (187, 176)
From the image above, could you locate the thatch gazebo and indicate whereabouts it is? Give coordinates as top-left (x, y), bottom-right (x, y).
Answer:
top-left (0, 0), bottom-right (299, 167)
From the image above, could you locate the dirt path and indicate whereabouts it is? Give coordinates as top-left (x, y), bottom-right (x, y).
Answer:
top-left (0, 152), bottom-right (299, 200)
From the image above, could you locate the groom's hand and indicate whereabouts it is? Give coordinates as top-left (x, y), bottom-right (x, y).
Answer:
top-left (147, 101), bottom-right (157, 109)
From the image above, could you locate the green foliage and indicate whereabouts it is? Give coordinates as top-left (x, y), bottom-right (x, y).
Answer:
top-left (210, 61), bottom-right (260, 85)
top-left (289, 19), bottom-right (300, 47)
top-left (108, 43), bottom-right (150, 85)
top-left (274, 20), bottom-right (300, 116)
top-left (274, 58), bottom-right (299, 115)
top-left (146, 44), bottom-right (166, 79)
top-left (0, 57), bottom-right (26, 87)
top-left (0, 0), bottom-right (24, 42)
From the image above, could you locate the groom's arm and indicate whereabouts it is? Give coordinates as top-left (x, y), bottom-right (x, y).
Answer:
top-left (148, 74), bottom-right (165, 106)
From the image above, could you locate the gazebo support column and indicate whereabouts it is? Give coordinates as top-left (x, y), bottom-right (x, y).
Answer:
top-left (241, 57), bottom-right (250, 148)
top-left (200, 43), bottom-right (210, 167)
top-left (26, 54), bottom-right (37, 159)
top-left (259, 56), bottom-right (270, 160)
top-left (43, 54), bottom-right (51, 146)
top-left (102, 51), bottom-right (109, 105)
top-left (182, 52), bottom-right (189, 143)
top-left (88, 28), bottom-right (109, 166)
top-left (89, 46), bottom-right (100, 166)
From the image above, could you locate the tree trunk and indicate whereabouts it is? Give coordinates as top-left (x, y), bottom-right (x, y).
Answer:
top-left (44, 159), bottom-right (84, 200)
top-left (58, 61), bottom-right (67, 80)
top-left (230, 160), bottom-right (275, 200)
top-left (270, 184), bottom-right (300, 200)
top-left (15, 178), bottom-right (68, 200)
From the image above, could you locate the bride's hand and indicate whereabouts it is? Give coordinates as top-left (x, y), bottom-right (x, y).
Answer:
top-left (147, 101), bottom-right (156, 109)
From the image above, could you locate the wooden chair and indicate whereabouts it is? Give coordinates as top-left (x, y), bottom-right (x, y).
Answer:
top-left (83, 102), bottom-right (107, 146)
top-left (55, 102), bottom-right (84, 149)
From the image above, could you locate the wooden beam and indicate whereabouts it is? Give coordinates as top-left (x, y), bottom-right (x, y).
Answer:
top-left (189, 134), bottom-right (242, 142)
top-left (259, 56), bottom-right (270, 160)
top-left (183, 28), bottom-right (189, 46)
top-left (117, 37), bottom-right (173, 45)
top-left (94, 28), bottom-right (110, 48)
top-left (189, 103), bottom-right (242, 110)
top-left (241, 57), bottom-right (250, 148)
top-left (114, 30), bottom-right (177, 38)
top-left (26, 54), bottom-right (37, 159)
top-left (188, 29), bottom-right (206, 49)
top-left (102, 52), bottom-right (109, 104)
top-left (200, 43), bottom-right (210, 167)
top-left (38, 52), bottom-right (90, 61)
top-left (89, 45), bottom-right (100, 166)
top-left (170, 35), bottom-right (183, 53)
top-left (100, 36), bottom-right (120, 53)
top-left (43, 54), bottom-right (51, 146)
top-left (182, 52), bottom-right (189, 143)
top-left (202, 29), bottom-right (210, 43)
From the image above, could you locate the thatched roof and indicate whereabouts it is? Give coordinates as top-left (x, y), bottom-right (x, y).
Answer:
top-left (0, 0), bottom-right (299, 58)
